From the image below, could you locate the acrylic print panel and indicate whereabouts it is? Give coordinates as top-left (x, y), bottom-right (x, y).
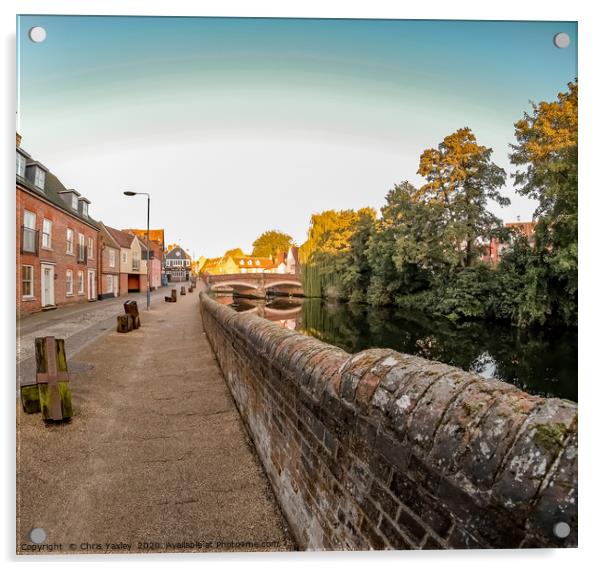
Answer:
top-left (16, 16), bottom-right (577, 553)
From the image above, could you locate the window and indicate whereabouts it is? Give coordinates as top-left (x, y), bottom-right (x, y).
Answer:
top-left (42, 219), bottom-right (52, 249)
top-left (22, 211), bottom-right (37, 253)
top-left (66, 270), bottom-right (73, 296)
top-left (109, 249), bottom-right (116, 268)
top-left (78, 234), bottom-right (86, 261)
top-left (82, 202), bottom-right (88, 217)
top-left (122, 252), bottom-right (127, 263)
top-left (34, 167), bottom-right (45, 189)
top-left (66, 229), bottom-right (74, 254)
top-left (248, 260), bottom-right (252, 266)
top-left (107, 274), bottom-right (114, 293)
top-left (132, 252), bottom-right (140, 271)
top-left (77, 271), bottom-right (85, 294)
top-left (88, 237), bottom-right (94, 259)
top-left (72, 195), bottom-right (78, 210)
top-left (256, 260), bottom-right (260, 266)
top-left (16, 152), bottom-right (26, 177)
top-left (22, 265), bottom-right (34, 298)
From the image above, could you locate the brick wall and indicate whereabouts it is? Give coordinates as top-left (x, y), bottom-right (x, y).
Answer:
top-left (199, 292), bottom-right (577, 550)
top-left (118, 273), bottom-right (129, 297)
top-left (17, 187), bottom-right (99, 316)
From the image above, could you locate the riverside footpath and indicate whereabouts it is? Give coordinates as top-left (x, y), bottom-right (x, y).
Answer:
top-left (17, 286), bottom-right (295, 554)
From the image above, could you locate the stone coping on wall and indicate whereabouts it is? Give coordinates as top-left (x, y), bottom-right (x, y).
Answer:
top-left (199, 292), bottom-right (577, 550)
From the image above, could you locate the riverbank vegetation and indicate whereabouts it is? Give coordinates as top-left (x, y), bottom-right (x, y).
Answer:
top-left (299, 82), bottom-right (577, 328)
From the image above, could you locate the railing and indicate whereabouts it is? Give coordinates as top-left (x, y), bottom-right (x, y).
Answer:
top-left (77, 244), bottom-right (88, 264)
top-left (20, 226), bottom-right (39, 255)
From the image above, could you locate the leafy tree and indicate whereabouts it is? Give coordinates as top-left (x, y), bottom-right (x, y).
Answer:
top-left (300, 209), bottom-right (375, 300)
top-left (224, 247), bottom-right (245, 257)
top-left (417, 127), bottom-right (508, 268)
top-left (251, 230), bottom-right (294, 258)
top-left (509, 81), bottom-right (578, 326)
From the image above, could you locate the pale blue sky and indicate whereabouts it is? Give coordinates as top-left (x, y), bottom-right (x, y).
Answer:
top-left (17, 16), bottom-right (577, 257)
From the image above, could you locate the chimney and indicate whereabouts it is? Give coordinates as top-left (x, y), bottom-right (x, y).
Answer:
top-left (16, 132), bottom-right (22, 147)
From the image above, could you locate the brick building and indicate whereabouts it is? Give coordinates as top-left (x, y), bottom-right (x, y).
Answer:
top-left (482, 221), bottom-right (537, 265)
top-left (17, 136), bottom-right (100, 316)
top-left (97, 221), bottom-right (122, 299)
top-left (103, 226), bottom-right (148, 293)
top-left (126, 229), bottom-right (165, 290)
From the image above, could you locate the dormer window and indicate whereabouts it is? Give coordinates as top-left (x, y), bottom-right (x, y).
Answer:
top-left (16, 152), bottom-right (26, 177)
top-left (72, 195), bottom-right (78, 210)
top-left (81, 202), bottom-right (88, 217)
top-left (34, 167), bottom-right (45, 190)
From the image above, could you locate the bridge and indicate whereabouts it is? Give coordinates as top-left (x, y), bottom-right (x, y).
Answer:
top-left (204, 272), bottom-right (303, 298)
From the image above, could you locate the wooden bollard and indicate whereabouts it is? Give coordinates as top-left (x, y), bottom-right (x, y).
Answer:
top-left (188, 285), bottom-right (193, 293)
top-left (117, 314), bottom-right (133, 333)
top-left (20, 337), bottom-right (73, 420)
top-left (171, 288), bottom-right (177, 302)
top-left (180, 286), bottom-right (186, 296)
top-left (124, 300), bottom-right (141, 329)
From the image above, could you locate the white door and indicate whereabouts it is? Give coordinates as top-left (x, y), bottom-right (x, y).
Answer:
top-left (87, 270), bottom-right (96, 300)
top-left (41, 264), bottom-right (55, 307)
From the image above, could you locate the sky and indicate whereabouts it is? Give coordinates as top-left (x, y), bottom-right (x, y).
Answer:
top-left (16, 16), bottom-right (577, 258)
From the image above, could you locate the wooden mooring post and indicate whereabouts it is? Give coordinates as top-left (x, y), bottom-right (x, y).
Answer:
top-left (124, 300), bottom-right (141, 329)
top-left (21, 336), bottom-right (73, 420)
top-left (180, 286), bottom-right (186, 296)
top-left (116, 314), bottom-right (133, 333)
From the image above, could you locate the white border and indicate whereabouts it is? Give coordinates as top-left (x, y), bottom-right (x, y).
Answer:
top-left (3, 1), bottom-right (600, 569)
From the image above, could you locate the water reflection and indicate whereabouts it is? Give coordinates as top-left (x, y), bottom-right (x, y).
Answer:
top-left (217, 295), bottom-right (302, 330)
top-left (217, 294), bottom-right (577, 402)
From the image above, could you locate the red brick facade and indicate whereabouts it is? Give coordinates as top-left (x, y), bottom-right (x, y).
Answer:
top-left (17, 185), bottom-right (100, 316)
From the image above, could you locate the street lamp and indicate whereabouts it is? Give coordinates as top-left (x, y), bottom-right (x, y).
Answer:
top-left (123, 191), bottom-right (151, 310)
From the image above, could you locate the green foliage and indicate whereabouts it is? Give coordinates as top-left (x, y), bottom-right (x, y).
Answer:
top-left (297, 83), bottom-right (577, 329)
top-left (509, 81), bottom-right (578, 326)
top-left (251, 230), bottom-right (294, 258)
top-left (224, 247), bottom-right (245, 257)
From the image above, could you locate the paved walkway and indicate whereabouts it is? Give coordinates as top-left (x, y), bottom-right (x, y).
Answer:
top-left (17, 288), bottom-right (169, 388)
top-left (17, 288), bottom-right (295, 554)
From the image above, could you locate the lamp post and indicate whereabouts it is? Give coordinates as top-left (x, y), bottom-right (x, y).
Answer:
top-left (123, 191), bottom-right (151, 310)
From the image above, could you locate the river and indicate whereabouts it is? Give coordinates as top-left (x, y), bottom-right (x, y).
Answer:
top-left (215, 294), bottom-right (577, 402)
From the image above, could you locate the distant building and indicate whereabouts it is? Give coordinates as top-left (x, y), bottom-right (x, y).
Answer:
top-left (137, 237), bottom-right (163, 290)
top-left (286, 246), bottom-right (300, 275)
top-left (104, 226), bottom-right (148, 292)
top-left (201, 256), bottom-right (239, 275)
top-left (97, 222), bottom-right (122, 299)
top-left (234, 256), bottom-right (276, 274)
top-left (201, 250), bottom-right (300, 276)
top-left (165, 245), bottom-right (191, 281)
top-left (482, 221), bottom-right (537, 265)
top-left (125, 228), bottom-right (166, 285)
top-left (17, 135), bottom-right (100, 316)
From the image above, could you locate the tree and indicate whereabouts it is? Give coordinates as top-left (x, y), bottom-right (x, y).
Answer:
top-left (300, 209), bottom-right (375, 300)
top-left (417, 128), bottom-right (508, 268)
top-left (251, 230), bottom-right (294, 258)
top-left (509, 81), bottom-right (578, 326)
top-left (224, 247), bottom-right (245, 257)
